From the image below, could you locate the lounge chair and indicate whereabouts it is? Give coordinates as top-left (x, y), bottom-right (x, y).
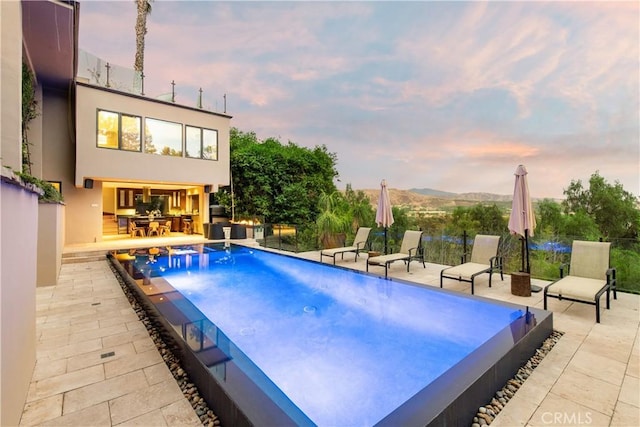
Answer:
top-left (544, 240), bottom-right (616, 323)
top-left (320, 227), bottom-right (372, 264)
top-left (440, 234), bottom-right (503, 294)
top-left (366, 230), bottom-right (425, 277)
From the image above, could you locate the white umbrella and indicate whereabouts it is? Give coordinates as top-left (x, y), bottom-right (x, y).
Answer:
top-left (376, 180), bottom-right (394, 254)
top-left (508, 164), bottom-right (537, 274)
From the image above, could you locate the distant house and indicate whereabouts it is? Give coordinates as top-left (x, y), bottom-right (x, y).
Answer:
top-left (22, 0), bottom-right (232, 245)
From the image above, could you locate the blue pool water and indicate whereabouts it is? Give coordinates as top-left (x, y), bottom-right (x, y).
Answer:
top-left (124, 244), bottom-right (529, 426)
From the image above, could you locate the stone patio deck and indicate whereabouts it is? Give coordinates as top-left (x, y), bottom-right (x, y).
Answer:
top-left (21, 240), bottom-right (639, 426)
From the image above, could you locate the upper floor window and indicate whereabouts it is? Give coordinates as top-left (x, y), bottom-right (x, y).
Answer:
top-left (144, 118), bottom-right (183, 157)
top-left (95, 108), bottom-right (218, 160)
top-left (186, 126), bottom-right (218, 160)
top-left (97, 110), bottom-right (141, 151)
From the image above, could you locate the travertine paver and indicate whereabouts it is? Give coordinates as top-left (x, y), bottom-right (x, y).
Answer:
top-left (62, 370), bottom-right (148, 414)
top-left (21, 245), bottom-right (640, 426)
top-left (550, 369), bottom-right (620, 416)
top-left (108, 379), bottom-right (186, 425)
top-left (20, 395), bottom-right (63, 426)
top-left (39, 402), bottom-right (112, 427)
top-left (20, 261), bottom-right (201, 427)
top-left (527, 394), bottom-right (612, 427)
top-left (26, 365), bottom-right (105, 402)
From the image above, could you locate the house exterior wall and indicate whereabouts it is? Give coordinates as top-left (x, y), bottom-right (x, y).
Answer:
top-left (37, 202), bottom-right (65, 287)
top-left (38, 86), bottom-right (100, 244)
top-left (75, 83), bottom-right (231, 189)
top-left (41, 87), bottom-right (75, 186)
top-left (0, 3), bottom-right (38, 425)
top-left (66, 83), bottom-right (231, 244)
top-left (0, 181), bottom-right (38, 427)
top-left (103, 187), bottom-right (117, 214)
top-left (65, 180), bottom-right (104, 244)
top-left (1, 0), bottom-right (22, 171)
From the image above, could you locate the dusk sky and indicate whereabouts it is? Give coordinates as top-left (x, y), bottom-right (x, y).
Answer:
top-left (78, 1), bottom-right (639, 199)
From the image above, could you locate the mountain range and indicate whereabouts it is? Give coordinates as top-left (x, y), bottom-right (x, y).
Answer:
top-left (358, 188), bottom-right (517, 211)
top-left (408, 188), bottom-right (514, 202)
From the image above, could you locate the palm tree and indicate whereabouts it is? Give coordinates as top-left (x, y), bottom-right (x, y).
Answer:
top-left (134, 0), bottom-right (153, 72)
top-left (316, 191), bottom-right (349, 248)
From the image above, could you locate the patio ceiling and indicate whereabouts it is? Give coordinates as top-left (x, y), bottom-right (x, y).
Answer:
top-left (22, 0), bottom-right (77, 88)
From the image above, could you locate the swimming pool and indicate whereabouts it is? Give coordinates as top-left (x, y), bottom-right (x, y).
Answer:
top-left (110, 243), bottom-right (552, 426)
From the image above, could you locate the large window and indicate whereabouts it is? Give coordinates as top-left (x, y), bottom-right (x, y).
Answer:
top-left (144, 118), bottom-right (183, 156)
top-left (97, 110), bottom-right (141, 151)
top-left (186, 126), bottom-right (218, 160)
top-left (95, 108), bottom-right (217, 160)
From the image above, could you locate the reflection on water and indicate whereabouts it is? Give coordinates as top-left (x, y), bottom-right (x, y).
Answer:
top-left (112, 243), bottom-right (542, 426)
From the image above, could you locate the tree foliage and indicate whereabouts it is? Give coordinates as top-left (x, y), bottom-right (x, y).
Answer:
top-left (446, 204), bottom-right (507, 237)
top-left (343, 184), bottom-right (375, 232)
top-left (562, 171), bottom-right (639, 239)
top-left (218, 128), bottom-right (339, 224)
top-left (536, 199), bottom-right (563, 235)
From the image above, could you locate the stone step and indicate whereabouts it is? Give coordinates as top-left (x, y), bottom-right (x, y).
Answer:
top-left (62, 251), bottom-right (108, 264)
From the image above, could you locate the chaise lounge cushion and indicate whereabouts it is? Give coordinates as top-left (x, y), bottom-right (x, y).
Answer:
top-left (545, 276), bottom-right (609, 302)
top-left (366, 230), bottom-right (425, 277)
top-left (320, 227), bottom-right (372, 264)
top-left (543, 240), bottom-right (616, 323)
top-left (322, 245), bottom-right (361, 257)
top-left (440, 262), bottom-right (492, 281)
top-left (440, 234), bottom-right (503, 294)
top-left (367, 252), bottom-right (413, 266)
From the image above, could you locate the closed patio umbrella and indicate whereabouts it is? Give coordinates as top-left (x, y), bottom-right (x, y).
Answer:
top-left (376, 180), bottom-right (394, 254)
top-left (508, 165), bottom-right (541, 292)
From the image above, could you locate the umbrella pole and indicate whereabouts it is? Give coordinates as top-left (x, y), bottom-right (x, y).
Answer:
top-left (525, 229), bottom-right (530, 274)
top-left (520, 237), bottom-right (525, 272)
top-left (384, 227), bottom-right (388, 255)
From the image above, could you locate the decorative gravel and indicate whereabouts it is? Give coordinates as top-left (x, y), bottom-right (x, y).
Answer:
top-left (109, 259), bottom-right (562, 427)
top-left (471, 330), bottom-right (564, 426)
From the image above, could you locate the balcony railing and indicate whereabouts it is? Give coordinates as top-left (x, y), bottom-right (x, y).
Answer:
top-left (77, 49), bottom-right (225, 112)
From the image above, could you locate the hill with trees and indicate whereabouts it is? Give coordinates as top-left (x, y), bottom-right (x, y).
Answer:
top-left (359, 188), bottom-right (513, 212)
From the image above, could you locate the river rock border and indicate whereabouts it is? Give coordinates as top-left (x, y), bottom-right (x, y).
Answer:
top-left (109, 260), bottom-right (563, 427)
top-left (108, 262), bottom-right (220, 427)
top-left (472, 330), bottom-right (564, 426)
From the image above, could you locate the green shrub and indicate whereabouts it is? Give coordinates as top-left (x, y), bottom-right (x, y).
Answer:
top-left (611, 248), bottom-right (640, 294)
top-left (15, 172), bottom-right (63, 203)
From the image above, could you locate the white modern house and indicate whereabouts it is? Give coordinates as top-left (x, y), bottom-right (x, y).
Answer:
top-left (1, 1), bottom-right (231, 423)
